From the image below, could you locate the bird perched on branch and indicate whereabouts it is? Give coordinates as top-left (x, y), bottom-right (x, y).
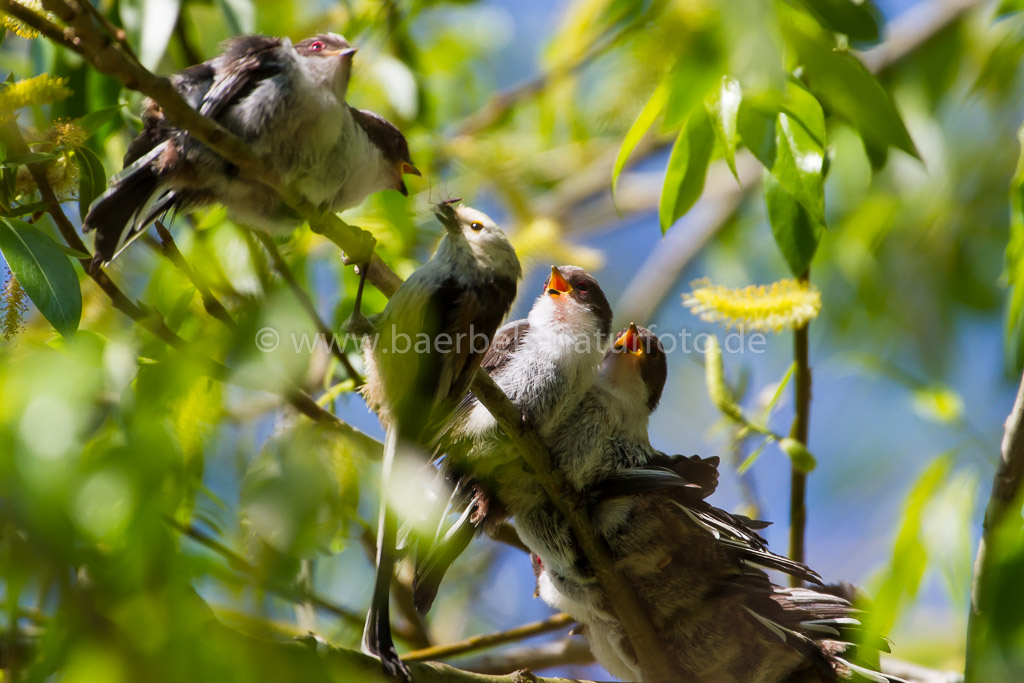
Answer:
top-left (358, 199), bottom-right (520, 681)
top-left (527, 326), bottom-right (901, 683)
top-left (412, 266), bottom-right (613, 614)
top-left (84, 32), bottom-right (420, 263)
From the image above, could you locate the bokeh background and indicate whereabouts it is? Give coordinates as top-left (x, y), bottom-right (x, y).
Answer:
top-left (2, 0), bottom-right (1023, 680)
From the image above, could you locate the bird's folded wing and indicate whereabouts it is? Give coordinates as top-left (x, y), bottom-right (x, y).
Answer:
top-left (199, 36), bottom-right (287, 121)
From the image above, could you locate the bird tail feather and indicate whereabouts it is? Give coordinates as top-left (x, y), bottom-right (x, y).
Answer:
top-left (84, 142), bottom-right (175, 263)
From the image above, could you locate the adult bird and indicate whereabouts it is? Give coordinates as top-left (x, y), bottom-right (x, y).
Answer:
top-left (84, 33), bottom-right (419, 263)
top-left (359, 200), bottom-right (520, 680)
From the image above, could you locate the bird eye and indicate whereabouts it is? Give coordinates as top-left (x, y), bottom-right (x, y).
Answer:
top-left (470, 221), bottom-right (484, 231)
top-left (309, 40), bottom-right (325, 51)
top-left (576, 283), bottom-right (589, 294)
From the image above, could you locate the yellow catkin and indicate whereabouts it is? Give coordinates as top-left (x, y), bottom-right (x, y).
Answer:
top-left (2, 1), bottom-right (45, 40)
top-left (49, 119), bottom-right (89, 148)
top-left (46, 152), bottom-right (79, 200)
top-left (2, 269), bottom-right (29, 341)
top-left (0, 74), bottom-right (72, 125)
top-left (683, 278), bottom-right (822, 333)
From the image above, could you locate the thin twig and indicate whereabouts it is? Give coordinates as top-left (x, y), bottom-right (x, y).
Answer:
top-left (169, 520), bottom-right (371, 631)
top-left (788, 269), bottom-right (812, 582)
top-left (151, 221), bottom-right (237, 329)
top-left (459, 638), bottom-right (595, 676)
top-left (252, 231), bottom-right (362, 385)
top-left (403, 613), bottom-right (574, 662)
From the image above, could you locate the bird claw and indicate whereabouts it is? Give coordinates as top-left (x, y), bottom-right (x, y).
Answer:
top-left (377, 646), bottom-right (413, 682)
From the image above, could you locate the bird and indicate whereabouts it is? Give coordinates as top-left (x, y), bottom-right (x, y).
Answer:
top-left (524, 326), bottom-right (900, 683)
top-left (411, 266), bottom-right (614, 614)
top-left (358, 199), bottom-right (520, 681)
top-left (83, 32), bottom-right (420, 263)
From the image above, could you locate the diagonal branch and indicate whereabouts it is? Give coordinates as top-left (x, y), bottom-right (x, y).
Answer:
top-left (150, 221), bottom-right (237, 330)
top-left (252, 231), bottom-right (363, 384)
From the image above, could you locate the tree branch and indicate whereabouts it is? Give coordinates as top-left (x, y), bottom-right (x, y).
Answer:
top-left (404, 614), bottom-right (573, 663)
top-left (965, 367), bottom-right (1024, 679)
top-left (459, 639), bottom-right (595, 676)
top-left (151, 221), bottom-right (237, 330)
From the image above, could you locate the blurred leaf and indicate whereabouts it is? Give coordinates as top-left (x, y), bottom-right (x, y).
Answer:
top-left (3, 200), bottom-right (49, 217)
top-left (761, 362), bottom-right (797, 421)
top-left (788, 0), bottom-right (882, 42)
top-left (973, 14), bottom-right (1024, 95)
top-left (659, 107), bottom-right (714, 232)
top-left (785, 15), bottom-right (919, 160)
top-left (705, 75), bottom-right (742, 180)
top-left (1, 152), bottom-right (58, 167)
top-left (704, 334), bottom-right (745, 423)
top-left (765, 171), bottom-right (824, 276)
top-left (77, 106), bottom-right (122, 138)
top-left (216, 0), bottom-right (256, 35)
top-left (139, 0), bottom-right (182, 69)
top-left (242, 424), bottom-right (361, 558)
top-left (912, 384), bottom-right (964, 423)
top-left (862, 455), bottom-right (952, 637)
top-left (74, 147), bottom-right (106, 222)
top-left (1005, 124), bottom-right (1024, 374)
top-left (778, 437), bottom-right (816, 472)
top-left (0, 218), bottom-right (81, 338)
top-left (612, 82), bottom-right (668, 202)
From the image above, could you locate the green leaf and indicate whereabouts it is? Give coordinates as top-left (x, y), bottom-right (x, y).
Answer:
top-left (737, 97), bottom-right (778, 169)
top-left (0, 218), bottom-right (82, 338)
top-left (75, 147), bottom-right (106, 223)
top-left (786, 18), bottom-right (919, 160)
top-left (761, 362), bottom-right (797, 422)
top-left (862, 455), bottom-right (952, 637)
top-left (738, 436), bottom-right (773, 475)
top-left (612, 82), bottom-right (668, 201)
top-left (764, 171), bottom-right (824, 276)
top-left (778, 437), bottom-right (816, 473)
top-left (774, 112), bottom-right (825, 223)
top-left (57, 243), bottom-right (92, 260)
top-left (1, 152), bottom-right (58, 168)
top-left (659, 108), bottom-right (714, 232)
top-left (789, 0), bottom-right (882, 43)
top-left (2, 201), bottom-right (48, 217)
top-left (77, 106), bottom-right (122, 139)
top-left (705, 76), bottom-right (742, 180)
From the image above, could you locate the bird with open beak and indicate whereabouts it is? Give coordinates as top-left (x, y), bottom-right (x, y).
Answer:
top-left (84, 32), bottom-right (421, 263)
top-left (529, 325), bottom-right (901, 683)
top-left (358, 200), bottom-right (520, 681)
top-left (412, 266), bottom-right (613, 614)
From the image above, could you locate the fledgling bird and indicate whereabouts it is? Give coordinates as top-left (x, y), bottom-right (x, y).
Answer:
top-left (528, 326), bottom-right (900, 683)
top-left (411, 266), bottom-right (613, 614)
top-left (84, 32), bottom-right (420, 263)
top-left (359, 200), bottom-right (520, 680)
